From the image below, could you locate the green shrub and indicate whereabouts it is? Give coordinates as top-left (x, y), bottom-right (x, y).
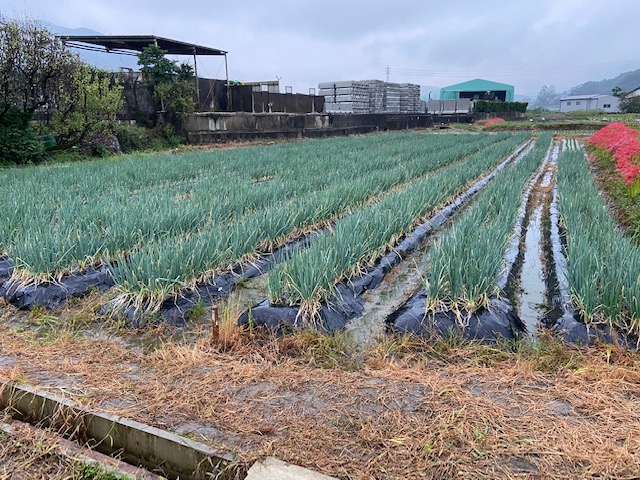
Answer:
top-left (158, 123), bottom-right (184, 147)
top-left (620, 96), bottom-right (640, 114)
top-left (475, 101), bottom-right (528, 113)
top-left (115, 123), bottom-right (153, 153)
top-left (0, 108), bottom-right (44, 165)
top-left (115, 122), bottom-right (183, 153)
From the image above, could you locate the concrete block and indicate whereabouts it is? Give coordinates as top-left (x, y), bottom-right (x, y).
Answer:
top-left (246, 457), bottom-right (338, 480)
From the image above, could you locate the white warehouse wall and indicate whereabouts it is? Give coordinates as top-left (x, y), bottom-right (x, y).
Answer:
top-left (559, 95), bottom-right (620, 113)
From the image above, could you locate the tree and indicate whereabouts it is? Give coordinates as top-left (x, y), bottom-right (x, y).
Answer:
top-left (137, 45), bottom-right (196, 125)
top-left (611, 86), bottom-right (627, 98)
top-left (138, 44), bottom-right (179, 85)
top-left (48, 65), bottom-right (123, 150)
top-left (0, 15), bottom-right (77, 121)
top-left (0, 15), bottom-right (78, 163)
top-left (0, 107), bottom-right (43, 165)
top-left (620, 95), bottom-right (640, 113)
top-left (534, 85), bottom-right (558, 108)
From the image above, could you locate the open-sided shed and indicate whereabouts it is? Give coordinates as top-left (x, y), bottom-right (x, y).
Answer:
top-left (57, 35), bottom-right (228, 106)
top-left (440, 79), bottom-right (514, 102)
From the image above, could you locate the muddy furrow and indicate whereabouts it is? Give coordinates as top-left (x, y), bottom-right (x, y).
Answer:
top-left (386, 141), bottom-right (559, 343)
top-left (237, 140), bottom-right (535, 335)
top-left (507, 142), bottom-right (562, 337)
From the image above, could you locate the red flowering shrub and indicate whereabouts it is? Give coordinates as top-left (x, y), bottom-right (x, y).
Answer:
top-left (483, 117), bottom-right (505, 128)
top-left (589, 122), bottom-right (640, 190)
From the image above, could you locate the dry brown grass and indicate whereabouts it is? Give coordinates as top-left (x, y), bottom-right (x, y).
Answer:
top-left (0, 417), bottom-right (78, 480)
top-left (1, 306), bottom-right (639, 479)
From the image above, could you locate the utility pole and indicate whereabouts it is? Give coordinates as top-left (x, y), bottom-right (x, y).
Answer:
top-left (385, 65), bottom-right (390, 82)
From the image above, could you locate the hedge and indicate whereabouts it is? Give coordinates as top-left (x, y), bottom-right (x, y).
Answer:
top-left (475, 101), bottom-right (528, 113)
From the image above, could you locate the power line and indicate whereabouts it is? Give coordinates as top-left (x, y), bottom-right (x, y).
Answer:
top-left (390, 59), bottom-right (639, 78)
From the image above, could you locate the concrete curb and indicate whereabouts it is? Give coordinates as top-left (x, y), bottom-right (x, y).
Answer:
top-left (0, 378), bottom-right (241, 479)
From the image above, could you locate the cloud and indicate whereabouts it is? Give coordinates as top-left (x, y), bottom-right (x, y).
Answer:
top-left (3, 0), bottom-right (639, 95)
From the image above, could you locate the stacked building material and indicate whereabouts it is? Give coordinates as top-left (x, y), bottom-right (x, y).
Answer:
top-left (384, 82), bottom-right (401, 113)
top-left (318, 81), bottom-right (370, 114)
top-left (319, 80), bottom-right (422, 114)
top-left (399, 83), bottom-right (422, 113)
top-left (365, 79), bottom-right (386, 113)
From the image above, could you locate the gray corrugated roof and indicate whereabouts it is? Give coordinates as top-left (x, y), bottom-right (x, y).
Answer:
top-left (559, 94), bottom-right (613, 101)
top-left (57, 35), bottom-right (226, 56)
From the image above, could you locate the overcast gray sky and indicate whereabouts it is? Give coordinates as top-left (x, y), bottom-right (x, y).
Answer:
top-left (2, 0), bottom-right (639, 97)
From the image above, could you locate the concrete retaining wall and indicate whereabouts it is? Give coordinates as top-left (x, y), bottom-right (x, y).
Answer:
top-left (184, 112), bottom-right (435, 144)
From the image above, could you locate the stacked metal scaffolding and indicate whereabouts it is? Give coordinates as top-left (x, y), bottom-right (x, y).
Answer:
top-left (319, 80), bottom-right (422, 114)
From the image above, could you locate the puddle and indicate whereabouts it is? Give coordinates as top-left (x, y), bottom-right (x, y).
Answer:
top-left (517, 204), bottom-right (546, 335)
top-left (226, 274), bottom-right (270, 312)
top-left (511, 141), bottom-right (561, 338)
top-left (346, 253), bottom-right (424, 345)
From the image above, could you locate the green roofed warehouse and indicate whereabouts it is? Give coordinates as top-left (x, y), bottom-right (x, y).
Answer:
top-left (440, 78), bottom-right (515, 102)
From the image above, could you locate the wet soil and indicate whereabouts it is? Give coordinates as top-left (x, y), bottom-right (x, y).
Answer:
top-left (509, 146), bottom-right (560, 337)
top-left (346, 249), bottom-right (424, 345)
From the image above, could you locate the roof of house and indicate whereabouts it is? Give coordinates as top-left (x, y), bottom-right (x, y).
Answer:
top-left (559, 94), bottom-right (617, 101)
top-left (57, 35), bottom-right (227, 56)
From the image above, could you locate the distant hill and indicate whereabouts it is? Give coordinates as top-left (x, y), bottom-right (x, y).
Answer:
top-left (571, 68), bottom-right (640, 96)
top-left (47, 22), bottom-right (138, 71)
top-left (45, 23), bottom-right (102, 37)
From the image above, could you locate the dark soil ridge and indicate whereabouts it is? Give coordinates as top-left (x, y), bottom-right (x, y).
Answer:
top-left (0, 261), bottom-right (114, 311)
top-left (237, 140), bottom-right (535, 334)
top-left (0, 257), bottom-right (13, 283)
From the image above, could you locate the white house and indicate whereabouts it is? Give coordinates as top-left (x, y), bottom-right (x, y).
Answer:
top-left (559, 94), bottom-right (620, 113)
top-left (626, 87), bottom-right (640, 98)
